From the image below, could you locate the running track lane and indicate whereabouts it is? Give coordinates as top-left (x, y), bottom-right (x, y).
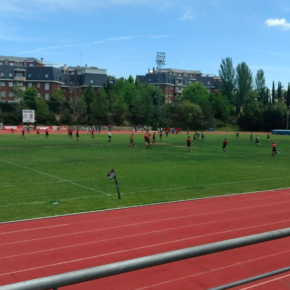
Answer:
top-left (1, 189), bottom-right (290, 289)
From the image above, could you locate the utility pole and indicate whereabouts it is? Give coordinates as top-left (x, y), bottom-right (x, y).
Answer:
top-left (155, 52), bottom-right (166, 129)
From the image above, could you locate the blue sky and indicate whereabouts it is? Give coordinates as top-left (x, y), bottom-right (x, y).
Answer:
top-left (1, 0), bottom-right (290, 88)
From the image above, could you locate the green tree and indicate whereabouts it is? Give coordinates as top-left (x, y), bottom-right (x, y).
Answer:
top-left (272, 81), bottom-right (275, 104)
top-left (209, 92), bottom-right (231, 121)
top-left (286, 84), bottom-right (290, 108)
top-left (12, 83), bottom-right (24, 102)
top-left (51, 89), bottom-right (66, 114)
top-left (90, 87), bottom-right (109, 124)
top-left (277, 81), bottom-right (283, 101)
top-left (24, 87), bottom-right (37, 103)
top-left (35, 97), bottom-right (55, 125)
top-left (219, 57), bottom-right (236, 104)
top-left (179, 100), bottom-right (203, 129)
top-left (236, 62), bottom-right (253, 114)
top-left (61, 109), bottom-right (72, 125)
top-left (71, 95), bottom-right (87, 124)
top-left (255, 69), bottom-right (266, 102)
top-left (108, 91), bottom-right (128, 125)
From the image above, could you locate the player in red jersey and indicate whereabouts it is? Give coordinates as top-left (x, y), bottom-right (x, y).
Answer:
top-left (222, 138), bottom-right (228, 152)
top-left (186, 136), bottom-right (192, 152)
top-left (76, 129), bottom-right (79, 141)
top-left (45, 129), bottom-right (49, 138)
top-left (272, 142), bottom-right (278, 157)
top-left (20, 128), bottom-right (25, 139)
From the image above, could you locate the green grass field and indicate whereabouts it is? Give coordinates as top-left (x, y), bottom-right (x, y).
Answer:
top-left (0, 131), bottom-right (289, 222)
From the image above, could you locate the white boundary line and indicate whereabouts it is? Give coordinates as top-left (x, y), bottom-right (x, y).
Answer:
top-left (0, 194), bottom-right (282, 234)
top-left (0, 159), bottom-right (111, 196)
top-left (0, 207), bottom-right (289, 259)
top-left (133, 250), bottom-right (290, 290)
top-left (1, 187), bottom-right (290, 225)
top-left (241, 273), bottom-right (290, 290)
top-left (1, 218), bottom-right (290, 276)
top-left (1, 199), bottom-right (290, 245)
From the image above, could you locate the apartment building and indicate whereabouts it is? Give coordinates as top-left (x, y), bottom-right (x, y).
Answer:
top-left (137, 68), bottom-right (221, 104)
top-left (0, 56), bottom-right (109, 102)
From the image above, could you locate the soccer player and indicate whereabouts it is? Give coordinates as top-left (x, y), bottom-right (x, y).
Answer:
top-left (249, 132), bottom-right (253, 142)
top-left (201, 131), bottom-right (205, 142)
top-left (45, 129), bottom-right (49, 138)
top-left (20, 128), bottom-right (25, 139)
top-left (147, 134), bottom-right (152, 149)
top-left (70, 128), bottom-right (73, 139)
top-left (193, 132), bottom-right (197, 141)
top-left (272, 142), bottom-right (278, 157)
top-left (91, 128), bottom-right (95, 139)
top-left (153, 132), bottom-right (156, 144)
top-left (144, 133), bottom-right (149, 149)
top-left (11, 126), bottom-right (14, 134)
top-left (186, 136), bottom-right (192, 153)
top-left (76, 129), bottom-right (79, 141)
top-left (236, 131), bottom-right (240, 139)
top-left (159, 130), bottom-right (163, 142)
top-left (36, 127), bottom-right (40, 136)
top-left (196, 131), bottom-right (200, 141)
top-left (255, 135), bottom-right (260, 146)
top-left (222, 138), bottom-right (228, 152)
top-left (129, 134), bottom-right (136, 148)
top-left (165, 130), bottom-right (168, 138)
top-left (267, 132), bottom-right (270, 142)
top-left (108, 131), bottom-right (111, 143)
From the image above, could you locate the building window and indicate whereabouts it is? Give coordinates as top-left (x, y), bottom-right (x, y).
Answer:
top-left (45, 93), bottom-right (49, 100)
top-left (10, 63), bottom-right (15, 66)
top-left (37, 83), bottom-right (40, 88)
top-left (37, 93), bottom-right (40, 98)
top-left (0, 82), bottom-right (5, 87)
top-left (45, 73), bottom-right (49, 78)
top-left (28, 83), bottom-right (32, 88)
top-left (0, 61), bottom-right (3, 65)
top-left (0, 91), bottom-right (6, 98)
top-left (9, 92), bottom-right (13, 97)
top-left (90, 80), bottom-right (94, 84)
top-left (29, 63), bottom-right (33, 67)
top-left (9, 82), bottom-right (13, 87)
top-left (16, 82), bottom-right (23, 87)
top-left (9, 73), bottom-right (13, 77)
top-left (28, 73), bottom-right (31, 78)
top-left (148, 78), bottom-right (151, 82)
top-left (208, 81), bottom-right (211, 85)
top-left (0, 72), bottom-right (4, 77)
top-left (45, 83), bottom-right (49, 90)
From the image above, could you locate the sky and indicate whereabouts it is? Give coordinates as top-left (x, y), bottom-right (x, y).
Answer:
top-left (1, 0), bottom-right (290, 88)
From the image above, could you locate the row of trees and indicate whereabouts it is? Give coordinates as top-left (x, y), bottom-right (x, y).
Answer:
top-left (0, 58), bottom-right (289, 131)
top-left (219, 57), bottom-right (290, 130)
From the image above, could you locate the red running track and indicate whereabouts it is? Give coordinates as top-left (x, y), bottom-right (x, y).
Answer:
top-left (1, 189), bottom-right (290, 290)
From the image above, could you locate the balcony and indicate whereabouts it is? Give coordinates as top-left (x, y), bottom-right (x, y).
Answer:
top-left (14, 76), bottom-right (26, 81)
top-left (175, 88), bottom-right (183, 94)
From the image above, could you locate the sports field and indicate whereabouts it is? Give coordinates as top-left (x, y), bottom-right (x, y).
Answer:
top-left (0, 131), bottom-right (289, 223)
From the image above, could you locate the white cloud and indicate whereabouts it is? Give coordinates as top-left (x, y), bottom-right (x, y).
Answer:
top-left (265, 18), bottom-right (290, 30)
top-left (180, 10), bottom-right (196, 21)
top-left (19, 35), bottom-right (170, 53)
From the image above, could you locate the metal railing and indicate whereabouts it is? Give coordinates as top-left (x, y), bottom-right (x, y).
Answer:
top-left (1, 228), bottom-right (290, 290)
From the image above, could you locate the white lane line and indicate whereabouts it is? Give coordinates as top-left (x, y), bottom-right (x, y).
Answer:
top-left (1, 199), bottom-right (290, 245)
top-left (2, 187), bottom-right (289, 226)
top-left (0, 159), bottom-right (111, 196)
top-left (1, 219), bottom-right (290, 276)
top-left (0, 224), bottom-right (69, 235)
top-left (241, 273), bottom-right (290, 289)
top-left (0, 189), bottom-right (284, 224)
top-left (133, 250), bottom-right (290, 290)
top-left (0, 208), bottom-right (288, 260)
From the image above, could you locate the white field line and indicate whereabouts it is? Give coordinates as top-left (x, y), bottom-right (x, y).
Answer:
top-left (1, 187), bottom-right (290, 226)
top-left (1, 199), bottom-right (290, 246)
top-left (124, 177), bottom-right (289, 195)
top-left (1, 218), bottom-right (290, 276)
top-left (0, 194), bottom-right (282, 233)
top-left (0, 159), bottom-right (111, 196)
top-left (133, 250), bottom-right (290, 290)
top-left (241, 273), bottom-right (290, 290)
top-left (0, 208), bottom-right (289, 260)
top-left (0, 177), bottom-right (288, 209)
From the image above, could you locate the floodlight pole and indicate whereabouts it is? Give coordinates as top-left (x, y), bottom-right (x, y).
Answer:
top-left (156, 52), bottom-right (166, 129)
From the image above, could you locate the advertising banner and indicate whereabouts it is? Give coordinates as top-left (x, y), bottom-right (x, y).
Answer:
top-left (22, 110), bottom-right (35, 123)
